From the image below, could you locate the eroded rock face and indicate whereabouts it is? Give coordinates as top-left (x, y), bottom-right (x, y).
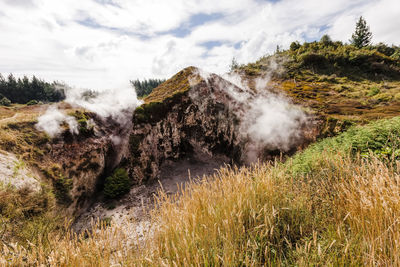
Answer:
top-left (128, 73), bottom-right (249, 184)
top-left (43, 113), bottom-right (132, 216)
top-left (126, 68), bottom-right (323, 184)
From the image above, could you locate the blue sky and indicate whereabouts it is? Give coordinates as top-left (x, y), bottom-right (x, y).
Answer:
top-left (0, 0), bottom-right (399, 89)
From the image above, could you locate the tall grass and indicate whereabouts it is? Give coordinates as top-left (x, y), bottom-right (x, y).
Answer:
top-left (145, 153), bottom-right (400, 266)
top-left (2, 117), bottom-right (400, 266)
top-left (2, 153), bottom-right (400, 266)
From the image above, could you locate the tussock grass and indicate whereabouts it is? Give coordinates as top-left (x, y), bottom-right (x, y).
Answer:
top-left (2, 153), bottom-right (400, 266)
top-left (145, 153), bottom-right (400, 266)
top-left (2, 117), bottom-right (400, 266)
top-left (0, 183), bottom-right (58, 252)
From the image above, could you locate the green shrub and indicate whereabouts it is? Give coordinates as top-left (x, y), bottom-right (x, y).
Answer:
top-left (26, 100), bottom-right (38, 105)
top-left (104, 168), bottom-right (131, 199)
top-left (0, 97), bottom-right (11, 106)
top-left (320, 34), bottom-right (332, 46)
top-left (367, 86), bottom-right (380, 96)
top-left (70, 111), bottom-right (94, 136)
top-left (290, 41), bottom-right (301, 51)
top-left (300, 52), bottom-right (327, 67)
top-left (372, 92), bottom-right (392, 102)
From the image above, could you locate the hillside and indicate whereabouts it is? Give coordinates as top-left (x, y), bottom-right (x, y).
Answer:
top-left (241, 41), bottom-right (400, 123)
top-left (1, 42), bottom-right (400, 265)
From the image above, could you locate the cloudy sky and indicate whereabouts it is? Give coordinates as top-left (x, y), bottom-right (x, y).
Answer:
top-left (0, 0), bottom-right (399, 89)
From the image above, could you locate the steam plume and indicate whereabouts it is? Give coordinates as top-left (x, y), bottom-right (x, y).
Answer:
top-left (194, 65), bottom-right (307, 163)
top-left (36, 105), bottom-right (78, 137)
top-left (35, 85), bottom-right (142, 138)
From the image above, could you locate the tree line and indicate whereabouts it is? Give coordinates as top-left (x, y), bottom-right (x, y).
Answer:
top-left (130, 78), bottom-right (165, 98)
top-left (0, 74), bottom-right (66, 105)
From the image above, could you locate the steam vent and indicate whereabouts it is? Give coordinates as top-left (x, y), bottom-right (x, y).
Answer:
top-left (125, 66), bottom-right (316, 184)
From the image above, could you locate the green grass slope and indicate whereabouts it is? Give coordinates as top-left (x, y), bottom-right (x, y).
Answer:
top-left (240, 41), bottom-right (400, 123)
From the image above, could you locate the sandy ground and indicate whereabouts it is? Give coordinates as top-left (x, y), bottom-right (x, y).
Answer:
top-left (73, 151), bottom-right (231, 242)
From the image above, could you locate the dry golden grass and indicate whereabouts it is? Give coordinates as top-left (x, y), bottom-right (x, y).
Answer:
top-left (2, 151), bottom-right (400, 266)
top-left (143, 66), bottom-right (201, 104)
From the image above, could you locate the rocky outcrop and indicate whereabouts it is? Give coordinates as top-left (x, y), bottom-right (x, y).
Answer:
top-left (31, 67), bottom-right (325, 216)
top-left (38, 112), bottom-right (132, 216)
top-left (127, 68), bottom-right (245, 183)
top-left (126, 67), bottom-right (320, 184)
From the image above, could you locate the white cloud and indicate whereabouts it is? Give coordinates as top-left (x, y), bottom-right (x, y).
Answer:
top-left (0, 0), bottom-right (398, 90)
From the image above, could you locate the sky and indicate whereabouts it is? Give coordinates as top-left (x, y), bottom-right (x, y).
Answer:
top-left (0, 0), bottom-right (399, 90)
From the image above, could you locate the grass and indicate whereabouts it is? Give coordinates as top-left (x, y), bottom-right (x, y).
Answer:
top-left (237, 40), bottom-right (400, 124)
top-left (143, 66), bottom-right (198, 104)
top-left (2, 117), bottom-right (400, 265)
top-left (133, 66), bottom-right (204, 124)
top-left (290, 116), bottom-right (400, 175)
top-left (0, 183), bottom-right (59, 250)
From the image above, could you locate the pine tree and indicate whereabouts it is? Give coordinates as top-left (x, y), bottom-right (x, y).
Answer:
top-left (350, 16), bottom-right (372, 48)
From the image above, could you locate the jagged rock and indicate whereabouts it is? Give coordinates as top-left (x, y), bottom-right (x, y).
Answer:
top-left (126, 67), bottom-right (319, 183)
top-left (127, 67), bottom-right (246, 183)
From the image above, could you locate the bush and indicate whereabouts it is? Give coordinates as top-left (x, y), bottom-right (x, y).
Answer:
top-left (0, 97), bottom-right (11, 106)
top-left (300, 52), bottom-right (327, 67)
top-left (372, 92), bottom-right (392, 102)
top-left (104, 168), bottom-right (131, 199)
top-left (290, 41), bottom-right (301, 51)
top-left (26, 100), bottom-right (38, 105)
top-left (320, 34), bottom-right (332, 46)
top-left (367, 86), bottom-right (380, 96)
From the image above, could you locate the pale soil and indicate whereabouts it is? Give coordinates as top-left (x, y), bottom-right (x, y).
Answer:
top-left (0, 150), bottom-right (41, 191)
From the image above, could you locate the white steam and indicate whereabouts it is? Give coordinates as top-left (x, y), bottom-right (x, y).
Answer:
top-left (36, 85), bottom-right (142, 138)
top-left (65, 87), bottom-right (142, 124)
top-left (196, 67), bottom-right (307, 162)
top-left (36, 105), bottom-right (79, 137)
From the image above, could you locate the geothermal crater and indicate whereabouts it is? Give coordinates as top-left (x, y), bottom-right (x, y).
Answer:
top-left (73, 66), bottom-right (317, 231)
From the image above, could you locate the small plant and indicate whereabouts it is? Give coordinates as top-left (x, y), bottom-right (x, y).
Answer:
top-left (26, 100), bottom-right (38, 105)
top-left (367, 86), bottom-right (380, 96)
top-left (103, 168), bottom-right (131, 199)
top-left (0, 97), bottom-right (11, 106)
top-left (290, 41), bottom-right (301, 51)
top-left (70, 110), bottom-right (94, 136)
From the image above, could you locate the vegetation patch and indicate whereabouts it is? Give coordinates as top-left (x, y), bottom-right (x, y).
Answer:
top-left (70, 110), bottom-right (95, 136)
top-left (143, 66), bottom-right (199, 104)
top-left (42, 164), bottom-right (73, 205)
top-left (0, 183), bottom-right (58, 249)
top-left (0, 96), bottom-right (11, 106)
top-left (290, 116), bottom-right (400, 175)
top-left (103, 168), bottom-right (131, 199)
